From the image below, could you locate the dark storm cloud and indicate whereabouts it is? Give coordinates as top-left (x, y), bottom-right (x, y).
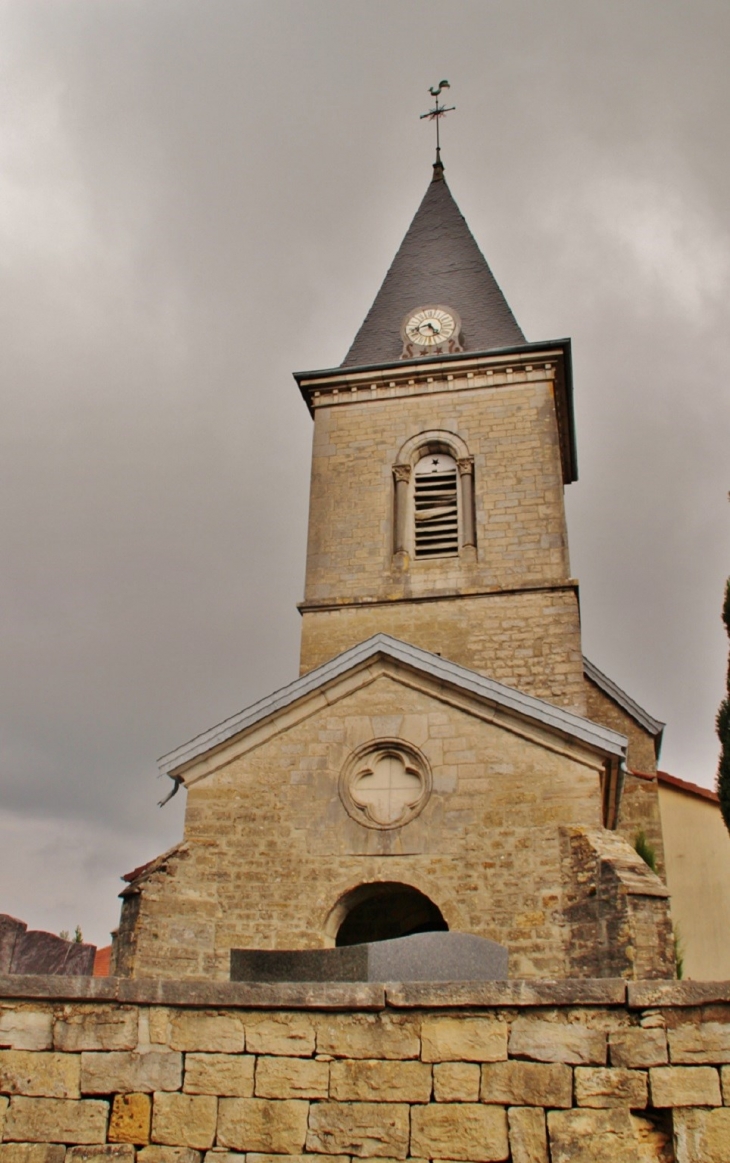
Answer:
top-left (0, 0), bottom-right (728, 942)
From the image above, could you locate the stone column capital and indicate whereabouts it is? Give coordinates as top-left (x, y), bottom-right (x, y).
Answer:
top-left (457, 456), bottom-right (475, 476)
top-left (393, 463), bottom-right (412, 484)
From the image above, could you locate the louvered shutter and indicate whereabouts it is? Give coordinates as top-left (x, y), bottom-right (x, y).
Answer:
top-left (413, 454), bottom-right (459, 558)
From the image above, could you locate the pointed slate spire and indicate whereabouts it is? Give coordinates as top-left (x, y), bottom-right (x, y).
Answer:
top-left (342, 164), bottom-right (525, 367)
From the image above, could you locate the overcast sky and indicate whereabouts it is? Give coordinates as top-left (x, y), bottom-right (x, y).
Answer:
top-left (1, 0), bottom-right (728, 947)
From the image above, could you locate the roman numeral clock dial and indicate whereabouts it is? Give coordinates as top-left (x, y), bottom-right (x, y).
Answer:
top-left (401, 305), bottom-right (463, 358)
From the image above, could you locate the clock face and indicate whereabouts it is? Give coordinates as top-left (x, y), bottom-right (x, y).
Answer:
top-left (404, 307), bottom-right (457, 346)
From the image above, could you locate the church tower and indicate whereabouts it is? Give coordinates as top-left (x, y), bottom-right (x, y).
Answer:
top-left (296, 162), bottom-right (585, 715)
top-left (112, 155), bottom-right (674, 984)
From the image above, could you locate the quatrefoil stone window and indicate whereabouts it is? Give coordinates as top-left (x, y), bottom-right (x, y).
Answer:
top-left (339, 740), bottom-right (432, 830)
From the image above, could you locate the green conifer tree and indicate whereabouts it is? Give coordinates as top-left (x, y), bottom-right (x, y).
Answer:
top-left (717, 578), bottom-right (730, 833)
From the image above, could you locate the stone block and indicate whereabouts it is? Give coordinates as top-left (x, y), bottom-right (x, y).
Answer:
top-left (137, 1150), bottom-right (202, 1163)
top-left (723, 1064), bottom-right (730, 1103)
top-left (305, 1101), bottom-right (409, 1158)
top-left (66, 1150), bottom-right (136, 1163)
top-left (411, 1103), bottom-right (509, 1162)
top-left (81, 1050), bottom-right (182, 1093)
top-left (3, 1097), bottom-right (109, 1144)
top-left (0, 1010), bottom-right (52, 1051)
top-left (650, 1065), bottom-right (722, 1107)
top-left (151, 1093), bottom-right (218, 1150)
top-left (548, 1109), bottom-right (639, 1163)
top-left (217, 1097), bottom-right (309, 1153)
top-left (0, 1095), bottom-right (6, 1136)
top-left (433, 1062), bottom-right (481, 1102)
top-left (108, 1092), bottom-right (152, 1144)
top-left (0, 1147), bottom-right (66, 1163)
top-left (669, 1022), bottom-right (730, 1064)
top-left (387, 980), bottom-right (627, 1009)
top-left (330, 1058), bottom-right (431, 1103)
top-left (509, 1019), bottom-right (606, 1065)
top-left (608, 1027), bottom-right (667, 1068)
top-left (630, 1112), bottom-right (675, 1160)
top-left (421, 1017), bottom-right (507, 1063)
top-left (628, 980), bottom-right (730, 1008)
top-left (247, 1157), bottom-right (349, 1163)
top-left (148, 1009), bottom-right (171, 1045)
top-left (183, 1053), bottom-right (254, 1097)
top-left (508, 1106), bottom-right (548, 1163)
top-left (316, 1013), bottom-right (418, 1060)
top-left (481, 1061), bottom-right (572, 1108)
top-left (674, 1107), bottom-right (730, 1163)
top-left (0, 1050), bottom-right (80, 1098)
top-left (54, 1006), bottom-right (138, 1051)
top-left (254, 1056), bottom-right (329, 1099)
top-left (169, 1012), bottom-right (244, 1054)
top-left (244, 1014), bottom-right (314, 1057)
top-left (574, 1067), bottom-right (647, 1108)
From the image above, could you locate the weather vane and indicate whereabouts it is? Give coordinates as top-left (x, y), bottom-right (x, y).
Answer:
top-left (420, 80), bottom-right (455, 166)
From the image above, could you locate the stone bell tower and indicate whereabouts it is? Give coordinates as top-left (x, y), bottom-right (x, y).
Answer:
top-left (296, 161), bottom-right (585, 715)
top-left (112, 156), bottom-right (674, 983)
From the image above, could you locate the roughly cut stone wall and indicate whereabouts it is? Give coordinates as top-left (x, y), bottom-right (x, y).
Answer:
top-left (1, 976), bottom-right (729, 1161)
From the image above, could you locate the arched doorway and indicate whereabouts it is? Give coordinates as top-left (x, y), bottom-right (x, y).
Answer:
top-left (334, 882), bottom-right (448, 947)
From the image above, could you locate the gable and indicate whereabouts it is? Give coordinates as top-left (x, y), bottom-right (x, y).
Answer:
top-left (162, 637), bottom-right (625, 778)
top-left (183, 671), bottom-right (607, 862)
top-left (160, 636), bottom-right (627, 831)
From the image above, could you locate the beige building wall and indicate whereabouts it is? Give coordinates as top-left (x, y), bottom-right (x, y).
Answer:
top-left (658, 775), bottom-right (730, 980)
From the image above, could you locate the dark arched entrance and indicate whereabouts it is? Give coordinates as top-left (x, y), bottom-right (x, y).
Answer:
top-left (335, 882), bottom-right (448, 947)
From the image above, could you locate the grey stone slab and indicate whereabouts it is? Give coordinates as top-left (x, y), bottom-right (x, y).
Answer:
top-left (0, 915), bottom-right (26, 974)
top-left (231, 932), bottom-right (508, 984)
top-left (369, 931), bottom-right (508, 983)
top-left (9, 930), bottom-right (96, 976)
top-left (231, 945), bottom-right (367, 983)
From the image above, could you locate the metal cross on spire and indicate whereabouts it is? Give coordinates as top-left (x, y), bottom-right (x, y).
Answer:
top-left (420, 80), bottom-right (455, 167)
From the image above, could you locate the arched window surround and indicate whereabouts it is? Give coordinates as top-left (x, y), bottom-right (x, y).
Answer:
top-left (392, 430), bottom-right (475, 559)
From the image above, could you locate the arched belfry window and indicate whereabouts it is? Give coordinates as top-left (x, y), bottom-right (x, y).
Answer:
top-left (392, 432), bottom-right (476, 560)
top-left (413, 453), bottom-right (459, 558)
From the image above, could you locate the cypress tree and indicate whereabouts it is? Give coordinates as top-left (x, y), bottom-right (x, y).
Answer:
top-left (717, 578), bottom-right (730, 833)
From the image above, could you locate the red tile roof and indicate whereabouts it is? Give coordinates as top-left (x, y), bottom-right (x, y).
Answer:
top-left (656, 770), bottom-right (719, 804)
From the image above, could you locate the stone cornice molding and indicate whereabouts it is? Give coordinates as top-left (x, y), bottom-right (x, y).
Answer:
top-left (294, 339), bottom-right (577, 484)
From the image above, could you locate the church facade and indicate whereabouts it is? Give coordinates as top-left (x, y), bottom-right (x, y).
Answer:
top-left (112, 161), bottom-right (675, 982)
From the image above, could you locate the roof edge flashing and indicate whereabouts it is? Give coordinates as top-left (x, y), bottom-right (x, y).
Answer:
top-left (160, 634), bottom-right (627, 779)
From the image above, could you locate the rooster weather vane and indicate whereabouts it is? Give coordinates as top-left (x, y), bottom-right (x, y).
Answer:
top-left (420, 80), bottom-right (455, 166)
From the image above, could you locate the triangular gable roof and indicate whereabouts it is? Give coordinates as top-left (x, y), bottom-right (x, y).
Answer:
top-left (342, 167), bottom-right (525, 367)
top-left (159, 634), bottom-right (627, 780)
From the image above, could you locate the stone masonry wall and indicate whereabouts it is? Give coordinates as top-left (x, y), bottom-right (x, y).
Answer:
top-left (299, 588), bottom-right (585, 715)
top-left (583, 680), bottom-right (667, 879)
top-left (299, 368), bottom-right (585, 713)
top-left (303, 379), bottom-right (570, 605)
top-left (117, 669), bottom-right (666, 981)
top-left (1, 976), bottom-right (730, 1161)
